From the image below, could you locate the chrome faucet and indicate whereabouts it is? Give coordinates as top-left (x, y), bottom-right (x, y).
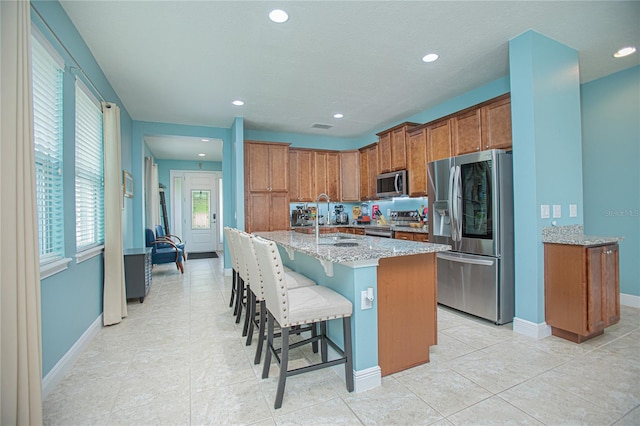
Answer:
top-left (315, 193), bottom-right (330, 244)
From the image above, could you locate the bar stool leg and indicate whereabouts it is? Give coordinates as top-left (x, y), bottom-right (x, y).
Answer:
top-left (320, 321), bottom-right (328, 362)
top-left (254, 300), bottom-right (266, 364)
top-left (262, 312), bottom-right (274, 379)
top-left (229, 269), bottom-right (237, 309)
top-left (243, 288), bottom-right (253, 340)
top-left (235, 277), bottom-right (244, 324)
top-left (274, 326), bottom-right (290, 409)
top-left (343, 316), bottom-right (354, 392)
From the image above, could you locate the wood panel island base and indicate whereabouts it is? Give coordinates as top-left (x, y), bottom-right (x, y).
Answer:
top-left (255, 230), bottom-right (450, 392)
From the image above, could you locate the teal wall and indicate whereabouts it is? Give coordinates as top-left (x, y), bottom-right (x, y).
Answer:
top-left (510, 31), bottom-right (584, 324)
top-left (31, 0), bottom-right (134, 376)
top-left (582, 66), bottom-right (640, 297)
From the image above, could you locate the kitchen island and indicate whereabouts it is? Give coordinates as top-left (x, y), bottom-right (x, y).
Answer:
top-left (255, 230), bottom-right (450, 392)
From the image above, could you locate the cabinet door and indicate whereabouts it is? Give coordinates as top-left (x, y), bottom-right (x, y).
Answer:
top-left (427, 119), bottom-right (453, 163)
top-left (453, 108), bottom-right (482, 155)
top-left (367, 145), bottom-right (379, 199)
top-left (288, 150), bottom-right (300, 201)
top-left (340, 151), bottom-right (360, 201)
top-left (407, 129), bottom-right (427, 197)
top-left (359, 150), bottom-right (369, 200)
top-left (326, 152), bottom-right (341, 201)
top-left (390, 127), bottom-right (407, 171)
top-left (378, 132), bottom-right (392, 173)
top-left (587, 246), bottom-right (606, 335)
top-left (268, 144), bottom-right (289, 192)
top-left (414, 233), bottom-right (429, 243)
top-left (298, 150), bottom-right (314, 201)
top-left (602, 244), bottom-right (620, 326)
top-left (270, 192), bottom-right (291, 231)
top-left (246, 143), bottom-right (270, 192)
top-left (247, 192), bottom-right (271, 232)
top-left (314, 152), bottom-right (327, 196)
top-left (395, 231), bottom-right (412, 241)
top-left (482, 96), bottom-right (512, 150)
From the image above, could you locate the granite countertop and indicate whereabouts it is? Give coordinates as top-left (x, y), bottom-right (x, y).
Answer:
top-left (255, 231), bottom-right (450, 264)
top-left (542, 225), bottom-right (623, 246)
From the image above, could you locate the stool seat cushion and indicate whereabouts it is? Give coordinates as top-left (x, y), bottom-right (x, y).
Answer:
top-left (285, 285), bottom-right (352, 327)
top-left (285, 271), bottom-right (316, 289)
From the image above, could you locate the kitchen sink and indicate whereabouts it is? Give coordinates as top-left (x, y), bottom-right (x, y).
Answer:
top-left (316, 235), bottom-right (359, 245)
top-left (334, 242), bottom-right (359, 247)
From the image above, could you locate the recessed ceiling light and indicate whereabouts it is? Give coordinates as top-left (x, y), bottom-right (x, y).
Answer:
top-left (198, 153), bottom-right (206, 157)
top-left (201, 139), bottom-right (209, 142)
top-left (268, 9), bottom-right (288, 23)
top-left (613, 46), bottom-right (636, 58)
top-left (333, 113), bottom-right (344, 119)
top-left (232, 100), bottom-right (245, 106)
top-left (422, 53), bottom-right (439, 63)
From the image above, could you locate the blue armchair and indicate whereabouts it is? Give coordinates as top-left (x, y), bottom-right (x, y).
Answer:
top-left (155, 225), bottom-right (187, 260)
top-left (145, 228), bottom-right (184, 273)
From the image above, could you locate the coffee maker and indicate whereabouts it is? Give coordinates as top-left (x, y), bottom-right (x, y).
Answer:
top-left (334, 205), bottom-right (349, 225)
top-left (291, 205), bottom-right (312, 227)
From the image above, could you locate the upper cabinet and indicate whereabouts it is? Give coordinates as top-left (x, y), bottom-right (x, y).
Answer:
top-left (377, 122), bottom-right (419, 173)
top-left (359, 143), bottom-right (379, 200)
top-left (245, 141), bottom-right (289, 192)
top-left (314, 150), bottom-right (341, 201)
top-left (407, 127), bottom-right (428, 197)
top-left (427, 119), bottom-right (454, 163)
top-left (453, 108), bottom-right (482, 156)
top-left (289, 149), bottom-right (315, 202)
top-left (481, 94), bottom-right (512, 150)
top-left (340, 150), bottom-right (360, 202)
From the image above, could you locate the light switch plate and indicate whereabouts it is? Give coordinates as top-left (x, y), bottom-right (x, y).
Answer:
top-left (541, 204), bottom-right (550, 219)
top-left (569, 204), bottom-right (578, 218)
top-left (553, 205), bottom-right (562, 218)
top-left (361, 290), bottom-right (372, 310)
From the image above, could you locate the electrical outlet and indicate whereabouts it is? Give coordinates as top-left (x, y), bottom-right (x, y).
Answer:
top-left (569, 204), bottom-right (578, 218)
top-left (541, 204), bottom-right (550, 219)
top-left (553, 205), bottom-right (562, 218)
top-left (361, 290), bottom-right (372, 310)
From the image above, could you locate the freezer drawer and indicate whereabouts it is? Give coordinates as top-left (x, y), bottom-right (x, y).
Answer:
top-left (437, 251), bottom-right (499, 323)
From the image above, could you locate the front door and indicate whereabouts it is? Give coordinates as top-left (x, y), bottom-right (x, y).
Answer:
top-left (183, 172), bottom-right (219, 253)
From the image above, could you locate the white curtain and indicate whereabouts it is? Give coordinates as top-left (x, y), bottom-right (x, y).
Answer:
top-left (102, 102), bottom-right (127, 326)
top-left (144, 156), bottom-right (159, 230)
top-left (0, 0), bottom-right (44, 423)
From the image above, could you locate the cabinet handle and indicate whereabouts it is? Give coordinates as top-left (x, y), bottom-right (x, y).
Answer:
top-left (606, 250), bottom-right (612, 255)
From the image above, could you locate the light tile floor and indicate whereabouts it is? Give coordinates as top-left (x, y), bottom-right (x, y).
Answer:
top-left (44, 257), bottom-right (640, 425)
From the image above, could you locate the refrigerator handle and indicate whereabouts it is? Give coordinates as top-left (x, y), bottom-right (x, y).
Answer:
top-left (437, 252), bottom-right (495, 266)
top-left (448, 166), bottom-right (456, 241)
top-left (455, 165), bottom-right (462, 242)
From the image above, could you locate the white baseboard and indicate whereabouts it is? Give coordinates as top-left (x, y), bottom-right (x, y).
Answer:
top-left (224, 267), bottom-right (232, 277)
top-left (513, 317), bottom-right (551, 339)
top-left (620, 293), bottom-right (640, 308)
top-left (326, 345), bottom-right (381, 393)
top-left (42, 314), bottom-right (102, 400)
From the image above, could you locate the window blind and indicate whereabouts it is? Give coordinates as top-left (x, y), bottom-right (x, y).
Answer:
top-left (75, 81), bottom-right (104, 251)
top-left (32, 32), bottom-right (65, 264)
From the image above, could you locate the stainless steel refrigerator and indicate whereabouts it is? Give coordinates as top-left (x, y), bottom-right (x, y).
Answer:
top-left (428, 149), bottom-right (514, 324)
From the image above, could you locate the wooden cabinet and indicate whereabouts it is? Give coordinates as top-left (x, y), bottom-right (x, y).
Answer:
top-left (124, 248), bottom-right (152, 303)
top-left (359, 143), bottom-right (379, 201)
top-left (337, 227), bottom-right (365, 235)
top-left (313, 151), bottom-right (340, 201)
top-left (544, 243), bottom-right (620, 343)
top-left (427, 119), bottom-right (453, 163)
top-left (377, 122), bottom-right (418, 173)
top-left (289, 149), bottom-right (314, 202)
top-left (245, 141), bottom-right (289, 192)
top-left (394, 231), bottom-right (429, 242)
top-left (245, 141), bottom-right (290, 233)
top-left (482, 94), bottom-right (512, 150)
top-left (340, 150), bottom-right (360, 202)
top-left (453, 108), bottom-right (482, 155)
top-left (407, 127), bottom-right (428, 197)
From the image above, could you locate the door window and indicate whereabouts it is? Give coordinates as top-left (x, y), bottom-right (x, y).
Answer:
top-left (191, 190), bottom-right (211, 229)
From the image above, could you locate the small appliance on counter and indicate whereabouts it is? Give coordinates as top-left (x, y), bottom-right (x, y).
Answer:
top-left (291, 205), bottom-right (313, 227)
top-left (334, 205), bottom-right (349, 224)
top-left (359, 203), bottom-right (371, 224)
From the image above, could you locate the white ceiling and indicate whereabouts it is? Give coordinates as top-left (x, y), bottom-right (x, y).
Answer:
top-left (60, 1), bottom-right (639, 160)
top-left (143, 135), bottom-right (223, 162)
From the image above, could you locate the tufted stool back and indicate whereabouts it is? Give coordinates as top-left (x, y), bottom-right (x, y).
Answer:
top-left (252, 236), bottom-right (291, 327)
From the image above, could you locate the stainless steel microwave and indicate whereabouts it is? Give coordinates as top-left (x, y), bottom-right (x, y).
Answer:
top-left (376, 170), bottom-right (408, 198)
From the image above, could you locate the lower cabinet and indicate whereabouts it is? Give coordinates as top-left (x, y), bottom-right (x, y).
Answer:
top-left (544, 243), bottom-right (620, 343)
top-left (124, 248), bottom-right (152, 303)
top-left (395, 231), bottom-right (429, 242)
top-left (338, 227), bottom-right (365, 235)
